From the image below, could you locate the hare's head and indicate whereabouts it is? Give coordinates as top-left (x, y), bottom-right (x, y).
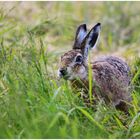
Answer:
top-left (58, 23), bottom-right (101, 80)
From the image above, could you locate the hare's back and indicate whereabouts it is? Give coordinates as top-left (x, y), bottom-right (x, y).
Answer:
top-left (105, 56), bottom-right (130, 77)
top-left (92, 56), bottom-right (131, 85)
top-left (91, 56), bottom-right (131, 106)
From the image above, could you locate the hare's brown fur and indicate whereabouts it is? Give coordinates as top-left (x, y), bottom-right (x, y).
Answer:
top-left (58, 23), bottom-right (132, 113)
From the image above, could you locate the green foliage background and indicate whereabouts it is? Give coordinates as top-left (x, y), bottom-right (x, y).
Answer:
top-left (0, 1), bottom-right (140, 138)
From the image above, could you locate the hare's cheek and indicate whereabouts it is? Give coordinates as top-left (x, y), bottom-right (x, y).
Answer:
top-left (75, 65), bottom-right (85, 74)
top-left (79, 66), bottom-right (86, 74)
top-left (77, 66), bottom-right (87, 79)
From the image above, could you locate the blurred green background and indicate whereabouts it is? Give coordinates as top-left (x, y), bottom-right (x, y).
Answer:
top-left (1, 2), bottom-right (140, 59)
top-left (0, 1), bottom-right (140, 139)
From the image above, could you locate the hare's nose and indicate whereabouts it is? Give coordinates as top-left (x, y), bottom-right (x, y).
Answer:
top-left (59, 68), bottom-right (67, 76)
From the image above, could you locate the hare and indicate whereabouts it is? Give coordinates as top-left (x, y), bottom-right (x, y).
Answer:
top-left (58, 23), bottom-right (132, 113)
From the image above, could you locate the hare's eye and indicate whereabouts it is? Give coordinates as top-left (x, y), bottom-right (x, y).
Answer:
top-left (75, 55), bottom-right (83, 63)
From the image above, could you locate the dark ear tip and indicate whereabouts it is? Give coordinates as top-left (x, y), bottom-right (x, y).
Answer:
top-left (80, 23), bottom-right (86, 26)
top-left (78, 23), bottom-right (87, 31)
top-left (97, 23), bottom-right (101, 26)
top-left (92, 23), bottom-right (101, 31)
top-left (95, 23), bottom-right (101, 28)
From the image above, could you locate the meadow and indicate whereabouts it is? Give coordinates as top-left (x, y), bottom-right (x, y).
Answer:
top-left (0, 1), bottom-right (140, 138)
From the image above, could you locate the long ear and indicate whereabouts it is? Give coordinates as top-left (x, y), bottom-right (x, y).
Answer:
top-left (73, 24), bottom-right (87, 49)
top-left (81, 23), bottom-right (101, 58)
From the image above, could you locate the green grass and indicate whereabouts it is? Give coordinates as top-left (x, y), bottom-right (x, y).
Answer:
top-left (0, 1), bottom-right (140, 139)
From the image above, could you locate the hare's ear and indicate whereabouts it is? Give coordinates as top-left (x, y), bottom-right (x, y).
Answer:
top-left (82, 23), bottom-right (101, 58)
top-left (73, 24), bottom-right (87, 49)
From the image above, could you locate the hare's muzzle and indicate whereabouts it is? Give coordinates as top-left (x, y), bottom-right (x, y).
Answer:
top-left (58, 68), bottom-right (69, 79)
top-left (60, 68), bottom-right (67, 76)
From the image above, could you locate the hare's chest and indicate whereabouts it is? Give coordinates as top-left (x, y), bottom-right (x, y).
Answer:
top-left (70, 79), bottom-right (89, 93)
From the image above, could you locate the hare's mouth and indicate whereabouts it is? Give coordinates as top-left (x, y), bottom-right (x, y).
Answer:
top-left (60, 73), bottom-right (71, 80)
top-left (63, 75), bottom-right (71, 80)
